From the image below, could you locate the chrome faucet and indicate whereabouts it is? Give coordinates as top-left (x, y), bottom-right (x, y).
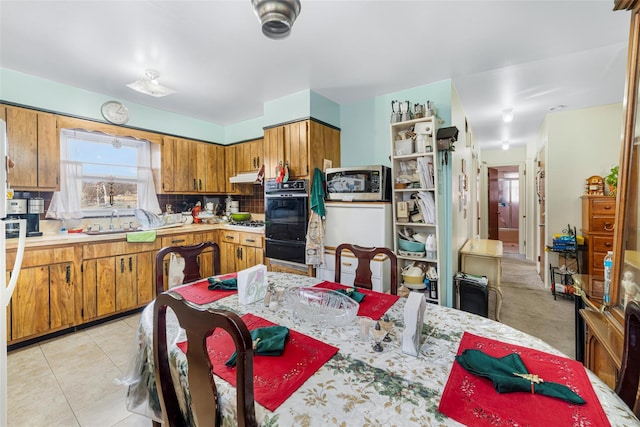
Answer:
top-left (109, 209), bottom-right (119, 230)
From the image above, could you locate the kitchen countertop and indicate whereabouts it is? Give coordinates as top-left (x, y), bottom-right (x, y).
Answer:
top-left (4, 223), bottom-right (264, 250)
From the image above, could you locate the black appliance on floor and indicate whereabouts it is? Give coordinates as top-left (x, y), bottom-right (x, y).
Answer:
top-left (264, 179), bottom-right (308, 264)
top-left (454, 272), bottom-right (489, 318)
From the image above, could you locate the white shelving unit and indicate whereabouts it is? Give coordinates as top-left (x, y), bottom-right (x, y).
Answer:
top-left (390, 116), bottom-right (441, 304)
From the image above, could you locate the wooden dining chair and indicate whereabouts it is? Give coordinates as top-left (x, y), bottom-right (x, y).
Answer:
top-left (334, 244), bottom-right (398, 295)
top-left (153, 291), bottom-right (257, 427)
top-left (155, 241), bottom-right (220, 295)
top-left (615, 300), bottom-right (640, 418)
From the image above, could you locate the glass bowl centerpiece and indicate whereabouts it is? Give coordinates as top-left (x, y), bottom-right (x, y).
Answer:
top-left (286, 287), bottom-right (359, 328)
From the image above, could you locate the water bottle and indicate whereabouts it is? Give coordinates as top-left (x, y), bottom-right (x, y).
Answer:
top-left (604, 251), bottom-right (613, 305)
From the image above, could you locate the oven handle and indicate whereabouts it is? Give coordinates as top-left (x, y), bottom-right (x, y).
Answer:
top-left (265, 193), bottom-right (308, 198)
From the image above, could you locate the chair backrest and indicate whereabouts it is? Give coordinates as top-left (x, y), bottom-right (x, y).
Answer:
top-left (153, 291), bottom-right (257, 427)
top-left (616, 300), bottom-right (640, 418)
top-left (334, 243), bottom-right (398, 295)
top-left (155, 242), bottom-right (220, 295)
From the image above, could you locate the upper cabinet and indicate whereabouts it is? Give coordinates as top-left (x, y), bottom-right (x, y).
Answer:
top-left (159, 136), bottom-right (225, 194)
top-left (1, 104), bottom-right (59, 191)
top-left (237, 138), bottom-right (263, 173)
top-left (264, 120), bottom-right (340, 180)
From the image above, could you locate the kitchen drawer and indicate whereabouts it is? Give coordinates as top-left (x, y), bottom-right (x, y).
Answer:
top-left (220, 231), bottom-right (240, 244)
top-left (591, 235), bottom-right (614, 253)
top-left (239, 233), bottom-right (263, 248)
top-left (84, 240), bottom-right (161, 259)
top-left (161, 233), bottom-right (201, 247)
top-left (590, 217), bottom-right (616, 233)
top-left (591, 198), bottom-right (616, 215)
top-left (7, 246), bottom-right (74, 267)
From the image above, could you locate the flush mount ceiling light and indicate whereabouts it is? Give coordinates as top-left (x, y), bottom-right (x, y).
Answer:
top-left (502, 108), bottom-right (514, 123)
top-left (252, 0), bottom-right (301, 39)
top-left (549, 105), bottom-right (567, 111)
top-left (502, 141), bottom-right (510, 150)
top-left (126, 69), bottom-right (176, 97)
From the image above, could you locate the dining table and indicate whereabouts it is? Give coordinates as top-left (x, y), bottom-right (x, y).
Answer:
top-left (122, 271), bottom-right (639, 426)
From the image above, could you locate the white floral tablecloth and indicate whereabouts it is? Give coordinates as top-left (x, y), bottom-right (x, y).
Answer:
top-left (123, 272), bottom-right (638, 426)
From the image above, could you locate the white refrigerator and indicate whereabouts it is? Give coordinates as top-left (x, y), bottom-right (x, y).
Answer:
top-left (317, 202), bottom-right (393, 292)
top-left (0, 119), bottom-right (26, 425)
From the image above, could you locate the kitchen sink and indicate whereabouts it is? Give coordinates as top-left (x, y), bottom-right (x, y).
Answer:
top-left (84, 227), bottom-right (140, 235)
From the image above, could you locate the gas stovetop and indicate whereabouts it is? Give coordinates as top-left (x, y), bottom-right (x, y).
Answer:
top-left (226, 220), bottom-right (265, 231)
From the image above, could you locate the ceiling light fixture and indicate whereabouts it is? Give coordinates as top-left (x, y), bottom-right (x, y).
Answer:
top-left (502, 108), bottom-right (514, 123)
top-left (252, 0), bottom-right (301, 40)
top-left (549, 105), bottom-right (567, 111)
top-left (502, 141), bottom-right (510, 150)
top-left (126, 69), bottom-right (176, 97)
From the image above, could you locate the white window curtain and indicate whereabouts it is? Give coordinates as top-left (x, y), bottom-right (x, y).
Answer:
top-left (46, 129), bottom-right (161, 219)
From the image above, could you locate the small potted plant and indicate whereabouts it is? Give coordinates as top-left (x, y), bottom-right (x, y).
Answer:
top-left (605, 165), bottom-right (619, 196)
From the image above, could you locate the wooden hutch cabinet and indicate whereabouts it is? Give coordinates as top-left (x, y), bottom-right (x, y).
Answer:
top-left (581, 195), bottom-right (616, 284)
top-left (581, 0), bottom-right (640, 394)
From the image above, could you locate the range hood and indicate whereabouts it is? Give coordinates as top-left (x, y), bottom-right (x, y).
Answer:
top-left (229, 165), bottom-right (264, 184)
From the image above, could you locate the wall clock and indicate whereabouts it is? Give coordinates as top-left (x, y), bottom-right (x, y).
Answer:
top-left (101, 101), bottom-right (129, 125)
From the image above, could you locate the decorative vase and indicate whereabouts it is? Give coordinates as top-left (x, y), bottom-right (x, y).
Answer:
top-left (608, 184), bottom-right (617, 197)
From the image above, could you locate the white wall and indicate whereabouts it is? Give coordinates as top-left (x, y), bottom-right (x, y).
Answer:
top-left (542, 103), bottom-right (623, 285)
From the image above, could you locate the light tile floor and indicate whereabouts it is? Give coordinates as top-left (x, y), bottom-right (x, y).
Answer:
top-left (7, 313), bottom-right (149, 427)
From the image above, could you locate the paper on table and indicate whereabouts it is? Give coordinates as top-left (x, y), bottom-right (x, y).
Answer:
top-left (237, 264), bottom-right (268, 305)
top-left (402, 291), bottom-right (426, 356)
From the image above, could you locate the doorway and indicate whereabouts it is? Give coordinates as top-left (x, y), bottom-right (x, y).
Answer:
top-left (488, 166), bottom-right (520, 254)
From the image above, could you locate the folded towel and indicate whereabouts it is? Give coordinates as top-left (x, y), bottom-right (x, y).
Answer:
top-left (207, 277), bottom-right (238, 290)
top-left (126, 230), bottom-right (156, 243)
top-left (455, 349), bottom-right (586, 404)
top-left (335, 287), bottom-right (366, 303)
top-left (225, 326), bottom-right (290, 367)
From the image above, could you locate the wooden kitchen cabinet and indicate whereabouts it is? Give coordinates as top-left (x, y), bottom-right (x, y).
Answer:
top-left (264, 119), bottom-right (340, 180)
top-left (6, 246), bottom-right (75, 343)
top-left (225, 144), bottom-right (252, 195)
top-left (82, 240), bottom-right (160, 321)
top-left (2, 104), bottom-right (59, 190)
top-left (219, 230), bottom-right (264, 274)
top-left (237, 138), bottom-right (263, 173)
top-left (158, 231), bottom-right (218, 291)
top-left (160, 137), bottom-right (225, 194)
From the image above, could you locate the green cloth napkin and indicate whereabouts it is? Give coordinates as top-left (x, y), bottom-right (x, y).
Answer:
top-left (310, 167), bottom-right (326, 217)
top-left (207, 277), bottom-right (238, 290)
top-left (126, 230), bottom-right (156, 243)
top-left (225, 326), bottom-right (290, 367)
top-left (335, 288), bottom-right (366, 303)
top-left (455, 349), bottom-right (586, 404)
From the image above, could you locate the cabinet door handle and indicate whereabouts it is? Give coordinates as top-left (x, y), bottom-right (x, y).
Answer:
top-left (120, 258), bottom-right (125, 273)
top-left (605, 242), bottom-right (613, 247)
top-left (342, 262), bottom-right (353, 267)
top-left (236, 247), bottom-right (241, 259)
top-left (604, 222), bottom-right (614, 231)
top-left (172, 239), bottom-right (186, 244)
top-left (199, 179), bottom-right (202, 190)
top-left (66, 266), bottom-right (71, 283)
top-left (239, 247), bottom-right (243, 260)
top-left (604, 205), bottom-right (612, 210)
top-left (193, 178), bottom-right (197, 190)
top-left (129, 257), bottom-right (133, 272)
top-left (246, 239), bottom-right (255, 243)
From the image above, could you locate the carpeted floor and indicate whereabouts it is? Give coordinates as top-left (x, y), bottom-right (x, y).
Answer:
top-left (498, 253), bottom-right (576, 358)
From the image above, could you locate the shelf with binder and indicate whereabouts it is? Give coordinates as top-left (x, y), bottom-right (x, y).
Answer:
top-left (390, 116), bottom-right (441, 304)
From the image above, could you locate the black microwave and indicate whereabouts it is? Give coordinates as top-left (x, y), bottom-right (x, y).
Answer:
top-left (325, 165), bottom-right (391, 201)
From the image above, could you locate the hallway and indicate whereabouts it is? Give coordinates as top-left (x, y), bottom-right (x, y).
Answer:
top-left (498, 252), bottom-right (575, 358)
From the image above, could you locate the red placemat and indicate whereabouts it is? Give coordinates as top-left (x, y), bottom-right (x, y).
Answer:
top-left (314, 281), bottom-right (400, 320)
top-left (177, 313), bottom-right (339, 411)
top-left (438, 332), bottom-right (610, 427)
top-left (171, 273), bottom-right (237, 304)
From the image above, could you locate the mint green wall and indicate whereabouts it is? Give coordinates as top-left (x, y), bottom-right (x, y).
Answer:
top-left (340, 79), bottom-right (453, 167)
top-left (263, 90), bottom-right (311, 126)
top-left (310, 91), bottom-right (340, 128)
top-left (225, 115), bottom-right (265, 142)
top-left (0, 68), bottom-right (226, 143)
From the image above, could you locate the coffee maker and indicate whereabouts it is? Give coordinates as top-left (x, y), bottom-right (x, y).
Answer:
top-left (5, 198), bottom-right (43, 238)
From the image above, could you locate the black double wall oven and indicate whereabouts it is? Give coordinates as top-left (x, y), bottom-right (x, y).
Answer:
top-left (264, 179), bottom-right (308, 265)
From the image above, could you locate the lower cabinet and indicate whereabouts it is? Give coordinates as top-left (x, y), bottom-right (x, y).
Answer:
top-left (219, 231), bottom-right (264, 274)
top-left (82, 241), bottom-right (160, 321)
top-left (157, 231), bottom-right (217, 292)
top-left (581, 308), bottom-right (623, 389)
top-left (6, 246), bottom-right (75, 342)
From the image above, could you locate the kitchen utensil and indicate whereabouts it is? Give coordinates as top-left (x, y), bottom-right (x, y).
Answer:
top-left (390, 100), bottom-right (401, 123)
top-left (398, 237), bottom-right (425, 252)
top-left (400, 101), bottom-right (412, 121)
